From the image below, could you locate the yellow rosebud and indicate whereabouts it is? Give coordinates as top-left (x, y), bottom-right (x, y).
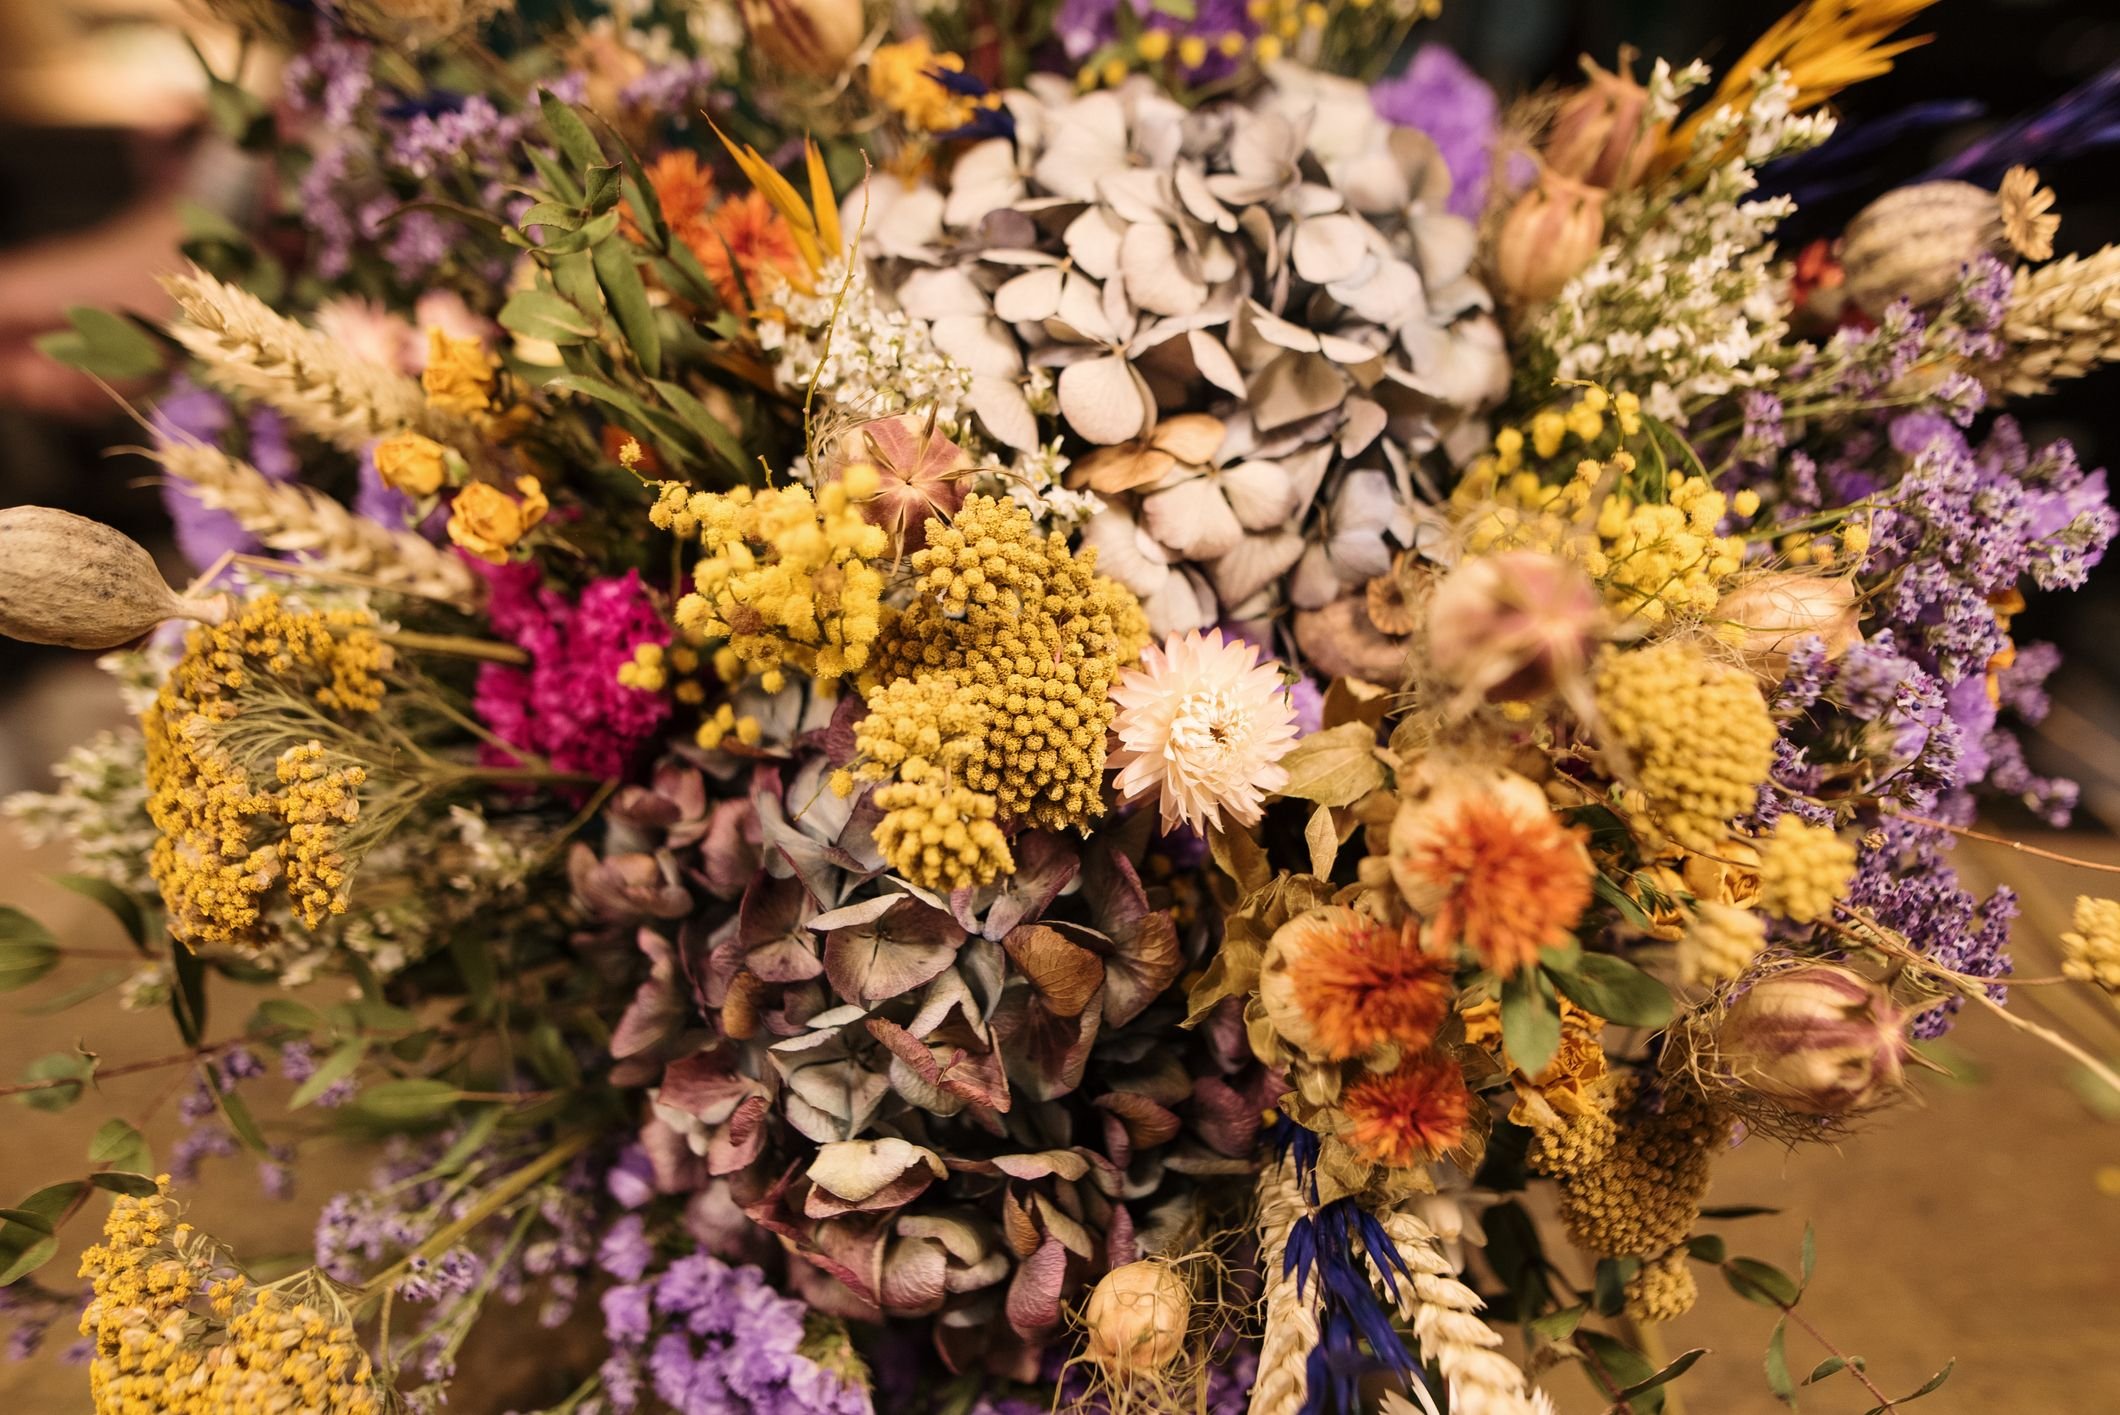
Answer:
top-left (446, 476), bottom-right (549, 564)
top-left (373, 431), bottom-right (450, 498)
top-left (1254, 33), bottom-right (1284, 62)
top-left (1178, 35), bottom-right (1207, 67)
top-left (739, 0), bottom-right (866, 78)
top-left (422, 328), bottom-right (497, 417)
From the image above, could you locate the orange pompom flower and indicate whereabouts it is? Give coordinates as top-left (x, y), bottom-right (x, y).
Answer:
top-left (1390, 767), bottom-right (1592, 977)
top-left (625, 150), bottom-right (717, 250)
top-left (1258, 906), bottom-right (1455, 1061)
top-left (1341, 1053), bottom-right (1474, 1168)
top-left (697, 191), bottom-right (805, 314)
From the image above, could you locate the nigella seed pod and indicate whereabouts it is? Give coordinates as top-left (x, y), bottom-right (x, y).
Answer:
top-left (740, 0), bottom-right (867, 78)
top-left (1083, 1261), bottom-right (1190, 1373)
top-left (1713, 573), bottom-right (1862, 676)
top-left (1716, 965), bottom-right (1910, 1116)
top-left (1494, 170), bottom-right (1608, 305)
top-left (0, 506), bottom-right (228, 650)
top-left (1544, 55), bottom-right (1657, 193)
top-left (1839, 181), bottom-right (2004, 314)
top-left (1424, 549), bottom-right (1601, 707)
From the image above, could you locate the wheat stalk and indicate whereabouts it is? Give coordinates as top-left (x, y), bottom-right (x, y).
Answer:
top-left (1248, 1160), bottom-right (1318, 1415)
top-left (157, 441), bottom-right (481, 608)
top-left (1371, 1208), bottom-right (1545, 1415)
top-left (161, 266), bottom-right (451, 452)
top-left (1983, 246), bottom-right (2120, 398)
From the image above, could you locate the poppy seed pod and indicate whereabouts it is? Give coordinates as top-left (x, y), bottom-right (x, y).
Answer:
top-left (741, 0), bottom-right (867, 78)
top-left (1716, 965), bottom-right (1910, 1116)
top-left (1495, 170), bottom-right (1608, 305)
top-left (1839, 181), bottom-right (2004, 314)
top-left (1545, 55), bottom-right (1657, 192)
top-left (1083, 1261), bottom-right (1190, 1373)
top-left (0, 506), bottom-right (228, 650)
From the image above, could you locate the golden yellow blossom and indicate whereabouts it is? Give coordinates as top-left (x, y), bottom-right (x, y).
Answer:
top-left (447, 477), bottom-right (548, 564)
top-left (373, 431), bottom-right (450, 497)
top-left (1679, 900), bottom-right (1766, 985)
top-left (872, 777), bottom-right (1013, 889)
top-left (421, 328), bottom-right (497, 416)
top-left (867, 39), bottom-right (1000, 133)
top-left (655, 464), bottom-right (888, 690)
top-left (1756, 817), bottom-right (1857, 924)
top-left (1595, 641), bottom-right (1777, 852)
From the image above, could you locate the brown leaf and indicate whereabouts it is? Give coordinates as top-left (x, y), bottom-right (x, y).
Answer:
top-left (1002, 925), bottom-right (1105, 1018)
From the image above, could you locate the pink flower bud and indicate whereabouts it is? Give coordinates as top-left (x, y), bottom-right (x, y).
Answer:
top-left (1716, 965), bottom-right (1909, 1115)
top-left (1545, 55), bottom-right (1657, 192)
top-left (1714, 573), bottom-right (1863, 676)
top-left (1424, 550), bottom-right (1601, 706)
top-left (1494, 170), bottom-right (1608, 305)
top-left (740, 0), bottom-right (867, 77)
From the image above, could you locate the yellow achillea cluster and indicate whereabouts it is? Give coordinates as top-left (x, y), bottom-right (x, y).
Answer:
top-left (1456, 389), bottom-right (1751, 622)
top-left (1530, 1075), bottom-right (1731, 1322)
top-left (1595, 640), bottom-right (1777, 853)
top-left (871, 778), bottom-right (1013, 890)
top-left (850, 496), bottom-right (1145, 883)
top-left (868, 39), bottom-right (1002, 133)
top-left (2060, 895), bottom-right (2120, 994)
top-left (79, 1182), bottom-right (380, 1415)
top-left (144, 595), bottom-right (386, 949)
top-left (1757, 817), bottom-right (1857, 924)
top-left (1679, 900), bottom-right (1766, 985)
top-left (653, 465), bottom-right (888, 693)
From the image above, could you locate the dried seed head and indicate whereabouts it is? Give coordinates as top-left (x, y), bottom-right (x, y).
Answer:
top-left (0, 506), bottom-right (227, 650)
top-left (1082, 1260), bottom-right (1190, 1374)
top-left (1840, 180), bottom-right (2006, 314)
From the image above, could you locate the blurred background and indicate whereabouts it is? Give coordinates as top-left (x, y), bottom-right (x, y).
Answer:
top-left (2, 0), bottom-right (2117, 1410)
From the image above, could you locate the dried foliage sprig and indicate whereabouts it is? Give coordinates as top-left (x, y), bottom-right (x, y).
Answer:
top-left (155, 440), bottom-right (481, 608)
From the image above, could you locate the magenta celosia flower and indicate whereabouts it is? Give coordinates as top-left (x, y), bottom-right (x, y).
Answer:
top-left (474, 563), bottom-right (672, 781)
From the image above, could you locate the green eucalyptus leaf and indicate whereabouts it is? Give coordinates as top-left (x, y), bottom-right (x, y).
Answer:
top-left (1500, 966), bottom-right (1561, 1077)
top-left (1764, 1318), bottom-right (1796, 1405)
top-left (1543, 949), bottom-right (1674, 1028)
top-left (88, 1118), bottom-right (152, 1176)
top-left (170, 942), bottom-right (207, 1046)
top-left (1870, 1360), bottom-right (1953, 1411)
top-left (16, 1052), bottom-right (95, 1112)
top-left (1525, 1303), bottom-right (1586, 1340)
top-left (0, 1235), bottom-right (59, 1287)
top-left (1576, 1331), bottom-right (1664, 1413)
top-left (1803, 1357), bottom-right (1847, 1385)
top-left (1616, 1348), bottom-right (1706, 1401)
top-left (1726, 1257), bottom-right (1802, 1308)
top-left (0, 936), bottom-right (59, 993)
top-left (89, 1172), bottom-right (162, 1197)
top-left (1686, 1233), bottom-right (1727, 1264)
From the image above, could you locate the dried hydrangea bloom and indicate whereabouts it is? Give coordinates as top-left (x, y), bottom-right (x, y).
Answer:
top-left (1107, 627), bottom-right (1300, 834)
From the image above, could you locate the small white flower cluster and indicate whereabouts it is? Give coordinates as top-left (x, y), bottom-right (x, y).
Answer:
top-left (1534, 67), bottom-right (1835, 421)
top-left (758, 263), bottom-right (980, 449)
top-left (4, 730), bottom-right (158, 895)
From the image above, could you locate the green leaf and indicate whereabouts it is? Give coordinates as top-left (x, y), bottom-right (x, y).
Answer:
top-left (1799, 1222), bottom-right (1816, 1285)
top-left (170, 941), bottom-right (207, 1046)
top-left (533, 207), bottom-right (623, 257)
top-left (499, 288), bottom-right (600, 345)
top-left (648, 378), bottom-right (747, 475)
top-left (541, 94), bottom-right (605, 173)
top-left (543, 374), bottom-right (690, 461)
top-left (594, 238), bottom-right (663, 378)
top-left (1592, 872), bottom-right (1654, 931)
top-left (0, 932), bottom-right (59, 992)
top-left (1501, 966), bottom-right (1561, 1077)
top-left (89, 1172), bottom-right (162, 1197)
top-left (1543, 950), bottom-right (1674, 1029)
top-left (0, 1235), bottom-right (58, 1286)
top-left (1592, 1255), bottom-right (1638, 1317)
top-left (1526, 1303), bottom-right (1586, 1340)
top-left (355, 1078), bottom-right (465, 1124)
top-left (621, 172), bottom-right (666, 249)
top-left (1577, 1331), bottom-right (1664, 1413)
top-left (1765, 1317), bottom-right (1796, 1405)
top-left (89, 1118), bottom-right (152, 1176)
top-left (526, 146), bottom-right (585, 206)
top-left (584, 163), bottom-right (624, 215)
top-left (9, 1182), bottom-right (87, 1227)
top-left (1726, 1257), bottom-right (1802, 1308)
top-left (290, 1040), bottom-right (368, 1109)
top-left (519, 201), bottom-right (586, 233)
top-left (215, 1086), bottom-right (269, 1154)
top-left (0, 1181), bottom-right (86, 1286)
top-left (1700, 1205), bottom-right (1780, 1219)
top-left (524, 1020), bottom-right (581, 1089)
top-left (1803, 1357), bottom-right (1847, 1386)
top-left (1686, 1233), bottom-right (1727, 1264)
top-left (33, 308), bottom-right (167, 382)
top-left (1616, 1348), bottom-right (1707, 1401)
top-left (450, 934), bottom-right (498, 1011)
top-left (1272, 722), bottom-right (1385, 807)
top-left (1869, 1360), bottom-right (1953, 1411)
top-left (249, 999), bottom-right (325, 1036)
top-left (16, 1052), bottom-right (95, 1111)
top-left (22, 968), bottom-right (126, 1016)
top-left (0, 1209), bottom-right (53, 1234)
top-left (51, 874), bottom-right (149, 949)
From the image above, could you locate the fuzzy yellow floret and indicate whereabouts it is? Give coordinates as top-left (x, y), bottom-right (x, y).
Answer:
top-left (1595, 641), bottom-right (1776, 853)
top-left (1756, 817), bottom-right (1856, 925)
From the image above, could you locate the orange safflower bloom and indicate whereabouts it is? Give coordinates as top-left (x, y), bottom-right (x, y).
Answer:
top-left (1341, 1053), bottom-right (1473, 1168)
top-left (696, 191), bottom-right (804, 314)
top-left (1390, 770), bottom-right (1592, 977)
top-left (1267, 907), bottom-right (1454, 1061)
top-left (625, 150), bottom-right (717, 250)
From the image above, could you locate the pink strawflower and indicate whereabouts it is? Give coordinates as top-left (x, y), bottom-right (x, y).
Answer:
top-left (475, 564), bottom-right (672, 781)
top-left (1107, 628), bottom-right (1301, 833)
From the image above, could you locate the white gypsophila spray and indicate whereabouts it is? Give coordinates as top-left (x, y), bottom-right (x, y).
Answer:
top-left (758, 263), bottom-right (980, 448)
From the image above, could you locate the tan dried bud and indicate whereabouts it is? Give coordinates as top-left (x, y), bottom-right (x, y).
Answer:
top-left (1083, 1261), bottom-right (1190, 1373)
top-left (1495, 170), bottom-right (1609, 305)
top-left (0, 506), bottom-right (228, 650)
top-left (741, 0), bottom-right (867, 77)
top-left (1545, 55), bottom-right (1657, 192)
top-left (1424, 549), bottom-right (1601, 707)
top-left (1713, 573), bottom-right (1862, 676)
top-left (1839, 180), bottom-right (2006, 314)
top-left (1716, 964), bottom-right (1909, 1116)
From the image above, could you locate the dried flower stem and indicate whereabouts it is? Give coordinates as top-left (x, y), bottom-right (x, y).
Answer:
top-left (1372, 1207), bottom-right (1543, 1415)
top-left (380, 630), bottom-right (530, 665)
top-left (155, 441), bottom-right (482, 608)
top-left (1249, 1160), bottom-right (1317, 1415)
top-left (1889, 809), bottom-right (2120, 876)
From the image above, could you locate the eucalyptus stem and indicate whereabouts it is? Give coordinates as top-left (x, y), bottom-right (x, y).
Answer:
top-left (357, 1131), bottom-right (593, 1312)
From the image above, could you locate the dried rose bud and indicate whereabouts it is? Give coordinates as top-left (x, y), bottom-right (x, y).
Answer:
top-left (1716, 965), bottom-right (1910, 1115)
top-left (1545, 55), bottom-right (1657, 192)
top-left (826, 414), bottom-right (971, 554)
top-left (1083, 1261), bottom-right (1190, 1373)
top-left (741, 0), bottom-right (867, 78)
top-left (1494, 170), bottom-right (1607, 305)
top-left (1713, 573), bottom-right (1862, 676)
top-left (0, 506), bottom-right (227, 650)
top-left (1424, 550), bottom-right (1601, 706)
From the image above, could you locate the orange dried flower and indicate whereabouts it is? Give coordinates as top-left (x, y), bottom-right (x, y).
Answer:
top-left (696, 191), bottom-right (804, 314)
top-left (1264, 907), bottom-right (1454, 1061)
top-left (1341, 1053), bottom-right (1473, 1168)
top-left (1390, 769), bottom-right (1592, 977)
top-left (625, 150), bottom-right (717, 250)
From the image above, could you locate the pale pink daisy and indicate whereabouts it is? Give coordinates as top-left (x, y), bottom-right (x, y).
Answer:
top-left (1107, 628), bottom-right (1302, 833)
